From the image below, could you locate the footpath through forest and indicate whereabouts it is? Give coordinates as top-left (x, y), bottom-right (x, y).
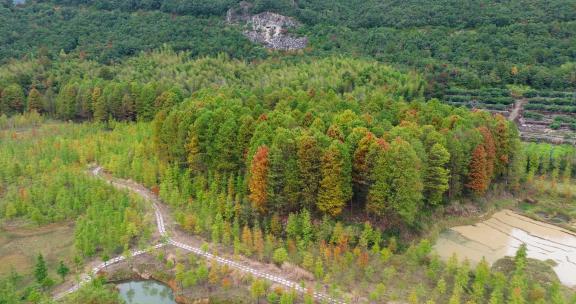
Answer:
top-left (53, 166), bottom-right (345, 304)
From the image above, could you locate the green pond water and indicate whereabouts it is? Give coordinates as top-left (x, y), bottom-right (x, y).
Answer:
top-left (117, 280), bottom-right (176, 304)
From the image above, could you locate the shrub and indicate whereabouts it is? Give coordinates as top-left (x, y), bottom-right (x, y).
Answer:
top-left (272, 247), bottom-right (288, 265)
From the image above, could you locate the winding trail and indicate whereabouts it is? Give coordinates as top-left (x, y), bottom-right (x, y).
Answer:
top-left (54, 167), bottom-right (345, 304)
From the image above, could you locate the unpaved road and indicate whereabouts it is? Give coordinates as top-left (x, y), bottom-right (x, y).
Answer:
top-left (55, 167), bottom-right (344, 303)
top-left (508, 99), bottom-right (526, 122)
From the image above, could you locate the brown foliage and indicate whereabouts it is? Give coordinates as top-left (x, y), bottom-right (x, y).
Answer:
top-left (248, 146), bottom-right (269, 213)
top-left (466, 144), bottom-right (489, 195)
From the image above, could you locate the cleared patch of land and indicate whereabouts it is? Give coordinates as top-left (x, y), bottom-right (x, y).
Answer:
top-left (0, 222), bottom-right (75, 280)
top-left (434, 210), bottom-right (576, 287)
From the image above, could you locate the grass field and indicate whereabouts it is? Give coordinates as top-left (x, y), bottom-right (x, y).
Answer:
top-left (518, 178), bottom-right (576, 231)
top-left (0, 221), bottom-right (75, 284)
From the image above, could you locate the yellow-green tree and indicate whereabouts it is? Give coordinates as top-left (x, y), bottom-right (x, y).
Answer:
top-left (317, 141), bottom-right (351, 216)
top-left (424, 143), bottom-right (450, 205)
top-left (367, 138), bottom-right (423, 225)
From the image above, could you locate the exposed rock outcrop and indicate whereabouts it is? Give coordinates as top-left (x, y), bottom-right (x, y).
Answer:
top-left (227, 2), bottom-right (307, 51)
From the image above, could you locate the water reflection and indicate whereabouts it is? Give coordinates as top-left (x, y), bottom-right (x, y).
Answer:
top-left (118, 280), bottom-right (177, 304)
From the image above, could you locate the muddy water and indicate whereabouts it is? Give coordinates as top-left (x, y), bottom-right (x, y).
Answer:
top-left (434, 210), bottom-right (576, 287)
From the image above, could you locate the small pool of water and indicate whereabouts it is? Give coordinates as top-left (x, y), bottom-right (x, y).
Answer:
top-left (117, 280), bottom-right (177, 304)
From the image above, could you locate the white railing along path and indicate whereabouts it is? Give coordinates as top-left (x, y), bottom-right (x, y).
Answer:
top-left (54, 167), bottom-right (345, 304)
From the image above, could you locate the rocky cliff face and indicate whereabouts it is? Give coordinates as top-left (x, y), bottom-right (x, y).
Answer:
top-left (227, 3), bottom-right (307, 51)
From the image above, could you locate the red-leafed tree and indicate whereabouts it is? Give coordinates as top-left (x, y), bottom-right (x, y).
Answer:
top-left (249, 145), bottom-right (270, 213)
top-left (466, 144), bottom-right (489, 195)
top-left (478, 126), bottom-right (496, 182)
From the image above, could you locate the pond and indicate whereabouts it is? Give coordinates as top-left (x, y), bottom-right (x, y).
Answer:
top-left (434, 210), bottom-right (576, 287)
top-left (117, 280), bottom-right (177, 304)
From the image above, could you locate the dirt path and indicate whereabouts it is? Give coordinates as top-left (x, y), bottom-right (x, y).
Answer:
top-left (54, 167), bottom-right (344, 304)
top-left (508, 99), bottom-right (526, 122)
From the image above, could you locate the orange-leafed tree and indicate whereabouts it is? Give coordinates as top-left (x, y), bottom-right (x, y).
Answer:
top-left (253, 225), bottom-right (265, 261)
top-left (478, 126), bottom-right (496, 182)
top-left (248, 145), bottom-right (269, 213)
top-left (242, 225), bottom-right (253, 255)
top-left (466, 144), bottom-right (489, 195)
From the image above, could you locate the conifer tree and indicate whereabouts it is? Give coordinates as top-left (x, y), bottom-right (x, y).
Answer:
top-left (494, 116), bottom-right (511, 177)
top-left (57, 261), bottom-right (69, 282)
top-left (120, 93), bottom-right (136, 121)
top-left (136, 82), bottom-right (156, 121)
top-left (352, 132), bottom-right (375, 189)
top-left (251, 279), bottom-right (266, 303)
top-left (367, 138), bottom-right (423, 225)
top-left (27, 87), bottom-right (43, 113)
top-left (186, 135), bottom-right (203, 172)
top-left (297, 134), bottom-right (322, 210)
top-left (466, 144), bottom-right (489, 195)
top-left (241, 225), bottom-right (253, 255)
top-left (267, 129), bottom-right (299, 213)
top-left (1, 84), bottom-right (25, 115)
top-left (317, 141), bottom-right (349, 217)
top-left (248, 145), bottom-right (270, 213)
top-left (56, 83), bottom-right (77, 120)
top-left (34, 254), bottom-right (48, 284)
top-left (214, 117), bottom-right (239, 172)
top-left (253, 223), bottom-right (265, 261)
top-left (300, 209), bottom-right (313, 247)
top-left (237, 115), bottom-right (255, 161)
top-left (92, 87), bottom-right (107, 122)
top-left (154, 90), bottom-right (180, 111)
top-left (424, 143), bottom-right (450, 206)
top-left (478, 126), bottom-right (496, 182)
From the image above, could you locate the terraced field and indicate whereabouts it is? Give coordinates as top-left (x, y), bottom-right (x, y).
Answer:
top-left (443, 88), bottom-right (576, 144)
top-left (518, 90), bottom-right (576, 144)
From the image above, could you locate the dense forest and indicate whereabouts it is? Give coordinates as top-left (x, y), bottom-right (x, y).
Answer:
top-left (1, 0), bottom-right (574, 93)
top-left (150, 61), bottom-right (522, 227)
top-left (0, 53), bottom-right (523, 223)
top-left (0, 116), bottom-right (573, 303)
top-left (0, 1), bottom-right (575, 303)
top-left (3, 50), bottom-right (571, 230)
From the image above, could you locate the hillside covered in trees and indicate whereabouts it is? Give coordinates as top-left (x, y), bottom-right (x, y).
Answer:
top-left (0, 47), bottom-right (549, 228)
top-left (1, 1), bottom-right (576, 303)
top-left (1, 0), bottom-right (574, 94)
top-left (0, 53), bottom-right (574, 303)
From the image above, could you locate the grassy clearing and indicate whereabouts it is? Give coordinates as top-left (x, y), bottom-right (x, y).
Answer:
top-left (516, 178), bottom-right (576, 231)
top-left (0, 222), bottom-right (75, 284)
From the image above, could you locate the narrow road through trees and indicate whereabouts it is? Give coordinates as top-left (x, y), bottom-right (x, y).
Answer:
top-left (54, 166), bottom-right (344, 304)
